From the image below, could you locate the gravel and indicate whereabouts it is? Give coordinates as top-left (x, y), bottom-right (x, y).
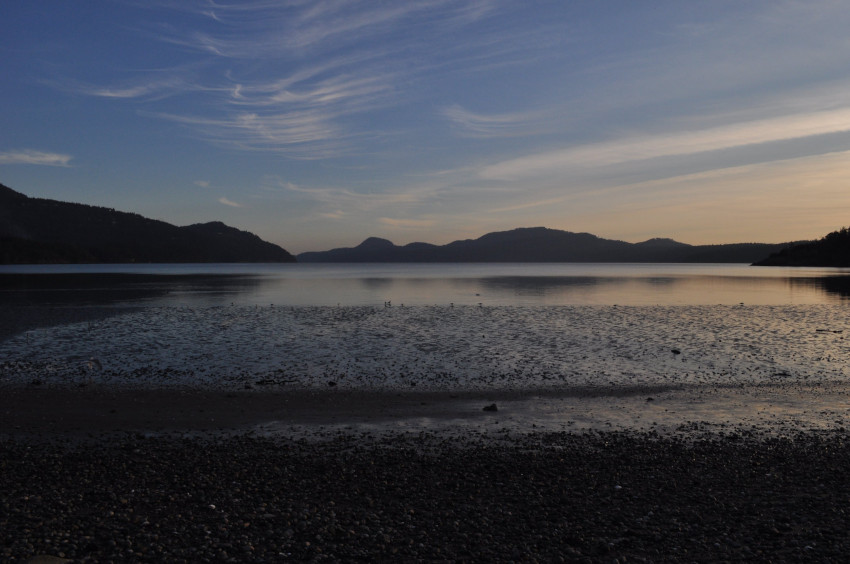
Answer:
top-left (3, 430), bottom-right (850, 562)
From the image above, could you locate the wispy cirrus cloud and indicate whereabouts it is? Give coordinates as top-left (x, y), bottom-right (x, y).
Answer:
top-left (479, 107), bottom-right (850, 181)
top-left (87, 82), bottom-right (177, 99)
top-left (484, 196), bottom-right (569, 215)
top-left (441, 104), bottom-right (549, 138)
top-left (218, 196), bottom-right (243, 207)
top-left (379, 217), bottom-right (436, 229)
top-left (230, 71), bottom-right (394, 110)
top-left (284, 2), bottom-right (438, 52)
top-left (157, 108), bottom-right (346, 158)
top-left (47, 72), bottom-right (206, 101)
top-left (0, 150), bottom-right (72, 166)
top-left (258, 176), bottom-right (444, 224)
top-left (61, 1), bottom-right (533, 159)
top-left (165, 1), bottom-right (472, 56)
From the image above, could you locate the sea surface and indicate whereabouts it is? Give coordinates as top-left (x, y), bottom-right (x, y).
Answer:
top-left (2, 262), bottom-right (850, 307)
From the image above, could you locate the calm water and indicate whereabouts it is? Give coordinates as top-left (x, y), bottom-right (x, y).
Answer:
top-left (2, 263), bottom-right (850, 306)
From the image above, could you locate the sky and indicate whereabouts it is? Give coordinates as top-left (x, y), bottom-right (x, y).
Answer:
top-left (2, 1), bottom-right (850, 254)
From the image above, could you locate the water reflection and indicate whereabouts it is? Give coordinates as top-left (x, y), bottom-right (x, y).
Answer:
top-left (789, 276), bottom-right (850, 299)
top-left (1, 264), bottom-right (849, 306)
top-left (0, 273), bottom-right (264, 306)
top-left (478, 276), bottom-right (627, 298)
top-left (358, 277), bottom-right (394, 291)
top-left (475, 274), bottom-right (799, 305)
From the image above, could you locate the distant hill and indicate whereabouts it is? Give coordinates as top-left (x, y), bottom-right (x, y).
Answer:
top-left (298, 227), bottom-right (794, 263)
top-left (754, 226), bottom-right (850, 266)
top-left (0, 183), bottom-right (296, 264)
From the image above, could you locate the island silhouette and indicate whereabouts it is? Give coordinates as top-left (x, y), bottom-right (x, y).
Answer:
top-left (0, 183), bottom-right (295, 264)
top-left (6, 182), bottom-right (838, 265)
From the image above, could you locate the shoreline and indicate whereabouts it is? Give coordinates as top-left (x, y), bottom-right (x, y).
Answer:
top-left (3, 380), bottom-right (849, 440)
top-left (4, 303), bottom-right (850, 561)
top-left (0, 304), bottom-right (142, 344)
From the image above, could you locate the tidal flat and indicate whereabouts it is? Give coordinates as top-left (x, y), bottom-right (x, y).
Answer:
top-left (2, 304), bottom-right (850, 562)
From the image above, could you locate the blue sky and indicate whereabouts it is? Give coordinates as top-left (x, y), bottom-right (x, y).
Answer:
top-left (3, 1), bottom-right (850, 254)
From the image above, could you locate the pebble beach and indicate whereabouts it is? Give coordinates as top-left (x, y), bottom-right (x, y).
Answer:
top-left (2, 303), bottom-right (850, 562)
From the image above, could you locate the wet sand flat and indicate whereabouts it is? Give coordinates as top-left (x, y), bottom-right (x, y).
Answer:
top-left (2, 303), bottom-right (848, 437)
top-left (2, 382), bottom-right (850, 439)
top-left (2, 304), bottom-right (848, 392)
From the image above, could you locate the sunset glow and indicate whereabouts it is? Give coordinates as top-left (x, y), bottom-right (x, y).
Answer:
top-left (3, 1), bottom-right (850, 253)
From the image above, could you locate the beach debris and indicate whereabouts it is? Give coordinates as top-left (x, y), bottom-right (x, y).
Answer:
top-left (671, 349), bottom-right (681, 355)
top-left (483, 403), bottom-right (498, 412)
top-left (85, 357), bottom-right (102, 371)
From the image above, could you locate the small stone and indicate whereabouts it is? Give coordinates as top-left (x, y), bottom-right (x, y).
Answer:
top-left (483, 403), bottom-right (498, 412)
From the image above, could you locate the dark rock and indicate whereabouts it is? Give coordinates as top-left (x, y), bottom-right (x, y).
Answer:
top-left (483, 403), bottom-right (498, 412)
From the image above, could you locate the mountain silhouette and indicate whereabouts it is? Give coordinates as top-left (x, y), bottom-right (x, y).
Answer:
top-left (753, 226), bottom-right (850, 266)
top-left (0, 183), bottom-right (295, 264)
top-left (298, 226), bottom-right (795, 263)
